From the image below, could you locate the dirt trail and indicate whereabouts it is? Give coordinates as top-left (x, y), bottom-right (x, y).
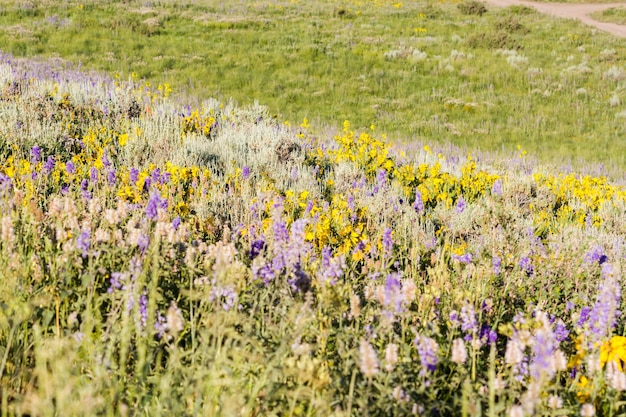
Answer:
top-left (483, 0), bottom-right (626, 37)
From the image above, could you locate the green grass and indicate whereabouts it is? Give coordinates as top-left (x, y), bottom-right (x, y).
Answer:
top-left (592, 6), bottom-right (626, 24)
top-left (3, 51), bottom-right (626, 416)
top-left (1, 0), bottom-right (626, 172)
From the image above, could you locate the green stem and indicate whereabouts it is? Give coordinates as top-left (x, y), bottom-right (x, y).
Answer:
top-left (0, 324), bottom-right (16, 384)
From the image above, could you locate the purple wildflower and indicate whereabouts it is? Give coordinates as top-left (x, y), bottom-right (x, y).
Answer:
top-left (66, 160), bottom-right (76, 175)
top-left (0, 173), bottom-right (11, 192)
top-left (254, 263), bottom-right (275, 285)
top-left (461, 304), bottom-right (478, 340)
top-left (449, 310), bottom-right (459, 325)
top-left (382, 228), bottom-right (393, 258)
top-left (321, 248), bottom-right (345, 285)
top-left (272, 253), bottom-right (286, 273)
top-left (242, 166), bottom-right (250, 179)
top-left (151, 168), bottom-right (161, 184)
top-left (347, 195), bottom-right (355, 211)
top-left (76, 229), bottom-right (90, 257)
top-left (139, 291), bottom-right (148, 329)
top-left (30, 145), bottom-right (41, 164)
top-left (155, 313), bottom-right (167, 339)
top-left (209, 284), bottom-right (238, 311)
top-left (586, 263), bottom-right (621, 345)
top-left (414, 334), bottom-right (439, 372)
top-left (145, 192), bottom-right (164, 220)
top-left (130, 167), bottom-right (139, 184)
top-left (288, 263), bottom-right (311, 293)
top-left (102, 152), bottom-right (111, 167)
top-left (577, 306), bottom-right (591, 328)
top-left (514, 360), bottom-right (529, 382)
top-left (480, 324), bottom-right (498, 345)
top-left (108, 272), bottom-right (125, 293)
top-left (90, 167), bottom-right (98, 182)
top-left (530, 325), bottom-right (557, 380)
top-left (377, 169), bottom-right (387, 189)
top-left (492, 179), bottom-right (503, 196)
top-left (43, 156), bottom-right (55, 174)
top-left (554, 321), bottom-right (569, 342)
top-left (492, 256), bottom-right (501, 275)
top-left (413, 189), bottom-right (424, 213)
top-left (273, 221), bottom-right (289, 244)
top-left (250, 239), bottom-right (265, 260)
top-left (137, 234), bottom-right (150, 253)
top-left (107, 169), bottom-right (116, 185)
top-left (352, 240), bottom-right (366, 257)
top-left (519, 256), bottom-right (533, 276)
top-left (172, 216), bottom-right (181, 230)
top-left (455, 196), bottom-right (466, 213)
top-left (81, 179), bottom-right (92, 200)
top-left (285, 219), bottom-right (310, 266)
top-left (584, 245), bottom-right (607, 265)
top-left (384, 273), bottom-right (404, 314)
top-left (321, 246), bottom-right (332, 269)
top-left (453, 253), bottom-right (472, 264)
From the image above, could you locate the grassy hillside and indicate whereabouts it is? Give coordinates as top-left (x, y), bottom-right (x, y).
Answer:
top-left (592, 6), bottom-right (626, 24)
top-left (1, 0), bottom-right (626, 171)
top-left (1, 49), bottom-right (626, 415)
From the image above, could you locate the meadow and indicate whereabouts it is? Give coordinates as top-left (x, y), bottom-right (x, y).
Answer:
top-left (2, 0), bottom-right (626, 171)
top-left (1, 0), bottom-right (626, 416)
top-left (592, 6), bottom-right (626, 24)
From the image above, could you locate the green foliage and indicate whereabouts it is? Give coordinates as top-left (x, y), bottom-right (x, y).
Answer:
top-left (591, 7), bottom-right (626, 25)
top-left (466, 30), bottom-right (521, 50)
top-left (0, 0), bottom-right (625, 172)
top-left (457, 1), bottom-right (488, 16)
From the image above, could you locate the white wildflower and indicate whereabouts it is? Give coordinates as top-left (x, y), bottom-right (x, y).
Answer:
top-left (547, 395), bottom-right (562, 409)
top-left (94, 228), bottom-right (110, 243)
top-left (509, 405), bottom-right (524, 417)
top-left (606, 361), bottom-right (626, 391)
top-left (401, 278), bottom-right (417, 304)
top-left (47, 197), bottom-right (63, 217)
top-left (581, 403), bottom-right (595, 417)
top-left (551, 349), bottom-right (568, 372)
top-left (505, 338), bottom-right (525, 365)
top-left (1, 216), bottom-right (15, 246)
top-left (410, 49), bottom-right (428, 62)
top-left (384, 343), bottom-right (399, 371)
top-left (349, 294), bottom-right (361, 319)
top-left (451, 338), bottom-right (468, 364)
top-left (165, 301), bottom-right (184, 337)
top-left (493, 376), bottom-right (506, 391)
top-left (392, 386), bottom-right (409, 403)
top-left (359, 339), bottom-right (379, 378)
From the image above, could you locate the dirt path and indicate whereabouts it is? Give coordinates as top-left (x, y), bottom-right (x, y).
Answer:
top-left (483, 0), bottom-right (626, 37)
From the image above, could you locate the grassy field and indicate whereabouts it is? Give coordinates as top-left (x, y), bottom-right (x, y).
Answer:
top-left (1, 0), bottom-right (626, 173)
top-left (2, 49), bottom-right (626, 416)
top-left (592, 6), bottom-right (626, 24)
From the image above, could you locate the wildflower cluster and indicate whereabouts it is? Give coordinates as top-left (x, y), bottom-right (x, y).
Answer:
top-left (2, 53), bottom-right (626, 416)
